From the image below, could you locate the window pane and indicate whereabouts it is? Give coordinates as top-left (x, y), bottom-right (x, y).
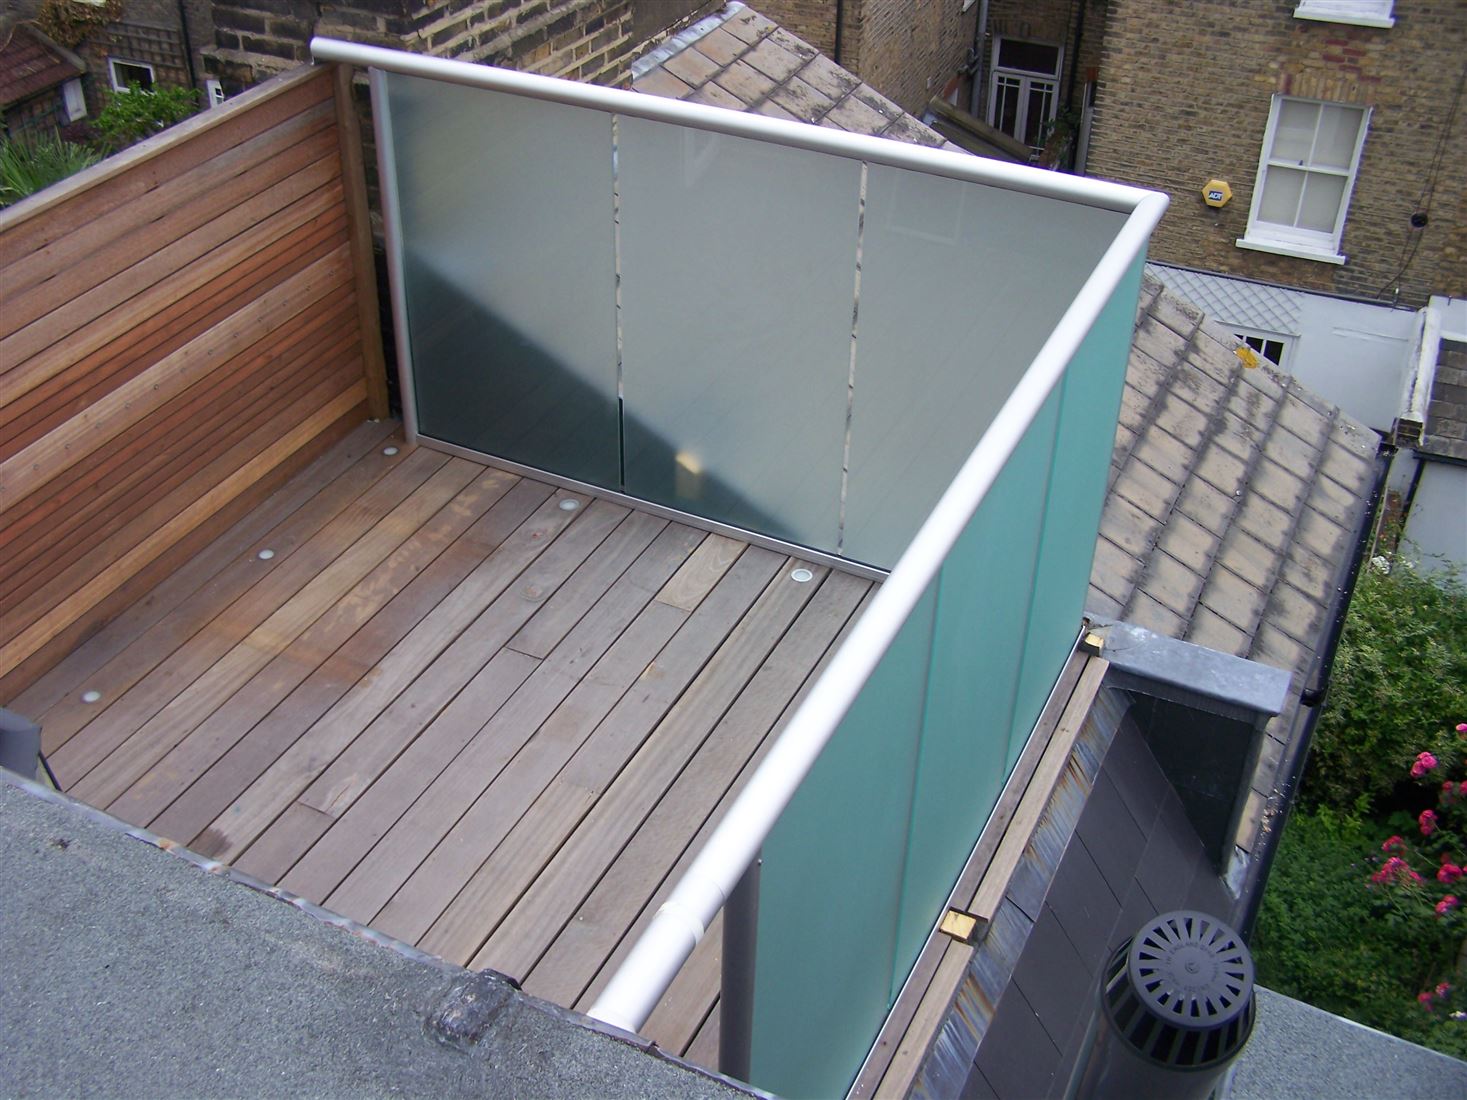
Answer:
top-left (1299, 171), bottom-right (1346, 232)
top-left (1314, 104), bottom-right (1361, 168)
top-left (997, 39), bottom-right (1060, 75)
top-left (1271, 99), bottom-right (1318, 163)
top-left (994, 75), bottom-right (1020, 137)
top-left (1258, 166), bottom-right (1305, 225)
top-left (1024, 82), bottom-right (1054, 147)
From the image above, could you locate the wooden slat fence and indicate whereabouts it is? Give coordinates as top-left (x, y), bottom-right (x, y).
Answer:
top-left (0, 63), bottom-right (387, 699)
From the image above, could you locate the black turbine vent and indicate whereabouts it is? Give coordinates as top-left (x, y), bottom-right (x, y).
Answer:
top-left (1100, 910), bottom-right (1255, 1071)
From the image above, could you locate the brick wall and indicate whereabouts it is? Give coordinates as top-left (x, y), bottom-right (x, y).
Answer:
top-left (205, 0), bottom-right (641, 91)
top-left (1085, 0), bottom-right (1466, 307)
top-left (753, 0), bottom-right (977, 116)
top-left (855, 0), bottom-right (977, 115)
top-left (978, 0), bottom-right (1105, 121)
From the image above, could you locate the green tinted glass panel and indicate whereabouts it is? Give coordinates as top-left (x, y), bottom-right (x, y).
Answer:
top-left (1010, 256), bottom-right (1145, 765)
top-left (893, 391), bottom-right (1059, 985)
top-left (750, 585), bottom-right (936, 1099)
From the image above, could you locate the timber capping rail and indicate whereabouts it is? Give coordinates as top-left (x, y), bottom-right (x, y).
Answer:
top-left (0, 63), bottom-right (388, 699)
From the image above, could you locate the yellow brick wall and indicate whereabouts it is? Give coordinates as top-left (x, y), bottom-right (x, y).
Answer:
top-left (1085, 0), bottom-right (1466, 307)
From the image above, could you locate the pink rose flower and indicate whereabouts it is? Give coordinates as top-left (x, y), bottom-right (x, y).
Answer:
top-left (1420, 809), bottom-right (1439, 836)
top-left (1439, 863), bottom-right (1463, 884)
top-left (1382, 835), bottom-right (1406, 853)
top-left (1420, 991), bottom-right (1436, 1010)
top-left (1456, 722), bottom-right (1467, 734)
top-left (1436, 896), bottom-right (1459, 916)
top-left (1411, 752), bottom-right (1439, 778)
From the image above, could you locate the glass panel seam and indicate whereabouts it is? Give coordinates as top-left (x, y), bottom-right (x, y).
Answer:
top-left (837, 162), bottom-right (867, 556)
top-left (612, 113), bottom-right (626, 489)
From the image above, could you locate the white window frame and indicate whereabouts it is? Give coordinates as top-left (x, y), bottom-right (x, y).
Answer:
top-left (1232, 326), bottom-right (1295, 372)
top-left (61, 78), bottom-right (86, 121)
top-left (1237, 95), bottom-right (1369, 265)
top-left (108, 58), bottom-right (156, 92)
top-left (1293, 2), bottom-right (1394, 29)
top-left (987, 37), bottom-right (1063, 154)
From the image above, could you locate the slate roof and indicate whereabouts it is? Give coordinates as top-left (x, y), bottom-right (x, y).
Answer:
top-left (1423, 337), bottom-right (1467, 461)
top-left (632, 4), bottom-right (1383, 862)
top-left (0, 24), bottom-right (84, 111)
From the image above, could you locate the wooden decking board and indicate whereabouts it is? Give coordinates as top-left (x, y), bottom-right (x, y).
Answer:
top-left (105, 466), bottom-right (520, 827)
top-left (19, 423), bottom-right (402, 752)
top-left (35, 430), bottom-right (886, 1078)
top-left (272, 511), bottom-right (681, 895)
top-left (44, 447), bottom-right (446, 784)
top-left (68, 455), bottom-right (483, 808)
top-left (147, 476), bottom-right (551, 849)
top-left (398, 547), bottom-right (784, 960)
top-left (297, 525), bottom-right (706, 922)
top-left (191, 487), bottom-right (590, 863)
top-left (290, 497), bottom-right (635, 821)
top-left (11, 419), bottom-right (397, 727)
top-left (525, 569), bottom-right (871, 1009)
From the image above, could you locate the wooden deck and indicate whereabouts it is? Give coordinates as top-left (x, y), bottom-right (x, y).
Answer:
top-left (11, 419), bottom-right (874, 1063)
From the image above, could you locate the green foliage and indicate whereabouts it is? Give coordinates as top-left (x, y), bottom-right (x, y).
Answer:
top-left (0, 131), bottom-right (103, 207)
top-left (95, 83), bottom-right (200, 150)
top-left (1302, 558), bottom-right (1467, 814)
top-left (1254, 807), bottom-right (1467, 1059)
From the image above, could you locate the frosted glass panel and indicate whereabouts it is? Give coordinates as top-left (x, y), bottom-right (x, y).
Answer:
top-left (386, 74), bottom-right (619, 484)
top-left (894, 391), bottom-right (1057, 982)
top-left (617, 117), bottom-right (860, 549)
top-left (1011, 256), bottom-right (1143, 766)
top-left (752, 585), bottom-right (935, 1099)
top-left (843, 162), bottom-right (1126, 566)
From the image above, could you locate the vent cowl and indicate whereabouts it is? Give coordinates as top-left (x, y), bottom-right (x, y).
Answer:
top-left (1101, 909), bottom-right (1255, 1071)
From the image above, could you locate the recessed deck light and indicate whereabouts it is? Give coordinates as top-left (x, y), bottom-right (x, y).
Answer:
top-left (257, 549), bottom-right (275, 560)
top-left (559, 499), bottom-right (580, 511)
top-left (791, 568), bottom-right (813, 583)
top-left (383, 446), bottom-right (399, 456)
top-left (81, 690), bottom-right (101, 704)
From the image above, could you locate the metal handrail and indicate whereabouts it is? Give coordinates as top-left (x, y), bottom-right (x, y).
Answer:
top-left (307, 34), bottom-right (1167, 1043)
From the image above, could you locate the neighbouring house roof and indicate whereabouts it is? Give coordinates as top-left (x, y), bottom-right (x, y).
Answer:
top-left (633, 3), bottom-right (1382, 873)
top-left (1147, 262), bottom-right (1305, 337)
top-left (0, 23), bottom-right (84, 111)
top-left (630, 3), bottom-right (953, 149)
top-left (1422, 337), bottom-right (1467, 461)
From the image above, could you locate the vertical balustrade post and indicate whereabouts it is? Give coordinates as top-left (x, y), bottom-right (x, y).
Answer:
top-left (719, 852), bottom-right (761, 1082)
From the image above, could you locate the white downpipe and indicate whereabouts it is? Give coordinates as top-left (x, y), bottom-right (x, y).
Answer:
top-left (589, 190), bottom-right (1167, 1033)
top-left (310, 37), bottom-right (1151, 212)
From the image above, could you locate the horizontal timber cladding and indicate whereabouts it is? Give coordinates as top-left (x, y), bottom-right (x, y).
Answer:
top-left (0, 63), bottom-right (387, 699)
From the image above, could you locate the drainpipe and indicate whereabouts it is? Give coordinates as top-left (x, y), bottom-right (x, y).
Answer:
top-left (175, 0), bottom-right (199, 88)
top-left (1237, 438), bottom-right (1396, 941)
top-left (833, 0), bottom-right (845, 66)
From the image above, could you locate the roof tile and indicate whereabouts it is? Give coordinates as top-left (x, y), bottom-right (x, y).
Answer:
top-left (1131, 425), bottom-right (1191, 484)
top-left (1139, 551), bottom-right (1206, 618)
top-left (826, 93), bottom-right (889, 133)
top-left (1154, 512), bottom-right (1219, 576)
top-left (1186, 605), bottom-right (1252, 657)
top-left (1216, 527), bottom-right (1278, 590)
top-left (1127, 591), bottom-right (1188, 637)
top-left (1200, 564), bottom-right (1270, 633)
top-left (1177, 476), bottom-right (1238, 537)
top-left (1194, 441), bottom-right (1250, 498)
top-left (663, 46), bottom-right (722, 87)
top-left (1098, 494), bottom-right (1161, 558)
top-left (742, 36), bottom-right (804, 82)
top-left (714, 59), bottom-right (777, 104)
top-left (694, 26), bottom-right (747, 66)
top-left (1154, 392), bottom-right (1210, 448)
top-left (1250, 456), bottom-right (1309, 514)
top-left (771, 75), bottom-right (832, 122)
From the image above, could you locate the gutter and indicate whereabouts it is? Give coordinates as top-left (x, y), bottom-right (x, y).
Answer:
top-left (1237, 437), bottom-right (1396, 940)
